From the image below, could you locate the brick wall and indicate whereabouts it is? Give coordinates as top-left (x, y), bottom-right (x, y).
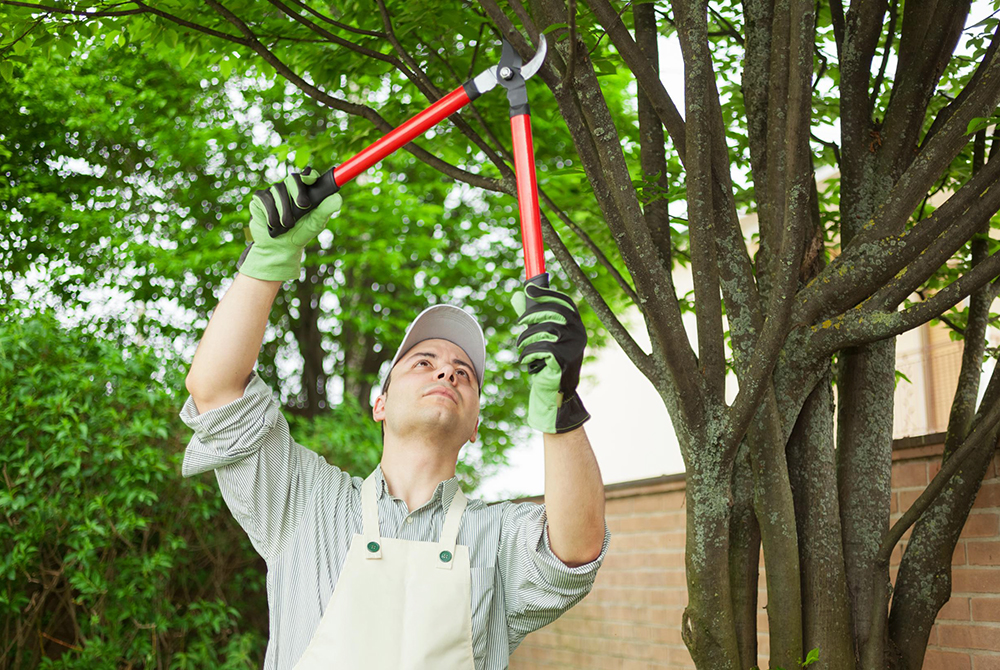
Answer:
top-left (507, 437), bottom-right (1000, 670)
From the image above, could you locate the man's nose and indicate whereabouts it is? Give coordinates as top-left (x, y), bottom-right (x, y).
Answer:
top-left (437, 367), bottom-right (456, 382)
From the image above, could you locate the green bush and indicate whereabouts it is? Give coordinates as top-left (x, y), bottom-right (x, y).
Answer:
top-left (0, 300), bottom-right (268, 668)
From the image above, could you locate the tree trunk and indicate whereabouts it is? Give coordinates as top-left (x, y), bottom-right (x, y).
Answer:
top-left (729, 440), bottom-right (760, 670)
top-left (787, 368), bottom-right (856, 670)
top-left (291, 262), bottom-right (327, 417)
top-left (682, 463), bottom-right (742, 670)
top-left (836, 339), bottom-right (896, 665)
top-left (747, 394), bottom-right (804, 670)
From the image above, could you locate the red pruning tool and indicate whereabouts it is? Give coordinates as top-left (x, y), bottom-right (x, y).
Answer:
top-left (304, 36), bottom-right (549, 281)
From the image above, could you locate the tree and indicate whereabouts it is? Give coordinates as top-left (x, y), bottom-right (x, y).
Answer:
top-left (2, 1), bottom-right (999, 669)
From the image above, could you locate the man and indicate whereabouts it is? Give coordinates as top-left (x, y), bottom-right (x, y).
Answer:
top-left (180, 169), bottom-right (610, 669)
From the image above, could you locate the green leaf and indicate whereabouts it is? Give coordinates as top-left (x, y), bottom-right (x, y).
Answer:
top-left (0, 61), bottom-right (12, 83)
top-left (966, 116), bottom-right (989, 136)
top-left (591, 56), bottom-right (618, 77)
top-left (541, 22), bottom-right (568, 35)
top-left (802, 647), bottom-right (820, 667)
top-left (55, 38), bottom-right (75, 59)
top-left (294, 145), bottom-right (312, 169)
top-left (220, 57), bottom-right (234, 79)
top-left (179, 47), bottom-right (197, 69)
top-left (12, 40), bottom-right (28, 56)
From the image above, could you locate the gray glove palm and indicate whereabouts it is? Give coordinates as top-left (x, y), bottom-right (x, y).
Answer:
top-left (237, 167), bottom-right (342, 282)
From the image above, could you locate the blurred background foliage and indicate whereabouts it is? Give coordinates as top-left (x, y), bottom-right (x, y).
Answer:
top-left (1, 299), bottom-right (268, 668)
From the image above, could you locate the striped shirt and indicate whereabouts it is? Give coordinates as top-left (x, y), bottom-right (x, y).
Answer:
top-left (179, 370), bottom-right (611, 670)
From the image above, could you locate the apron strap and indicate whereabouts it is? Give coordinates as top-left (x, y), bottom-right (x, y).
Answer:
top-left (437, 487), bottom-right (467, 571)
top-left (361, 472), bottom-right (383, 559)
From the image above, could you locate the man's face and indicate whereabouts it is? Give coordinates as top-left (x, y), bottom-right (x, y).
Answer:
top-left (373, 338), bottom-right (481, 445)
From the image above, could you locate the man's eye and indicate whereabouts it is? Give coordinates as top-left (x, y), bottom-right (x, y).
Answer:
top-left (458, 369), bottom-right (468, 377)
top-left (417, 360), bottom-right (430, 367)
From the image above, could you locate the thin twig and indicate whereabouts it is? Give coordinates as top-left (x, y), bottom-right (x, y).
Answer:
top-left (869, 0), bottom-right (898, 111)
top-left (284, 0), bottom-right (385, 38)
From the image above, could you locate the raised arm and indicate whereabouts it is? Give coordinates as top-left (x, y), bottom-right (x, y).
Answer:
top-left (185, 273), bottom-right (282, 412)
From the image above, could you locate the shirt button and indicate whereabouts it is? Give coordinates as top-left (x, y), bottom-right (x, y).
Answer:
top-left (439, 550), bottom-right (452, 563)
top-left (367, 541), bottom-right (380, 553)
top-left (406, 517), bottom-right (413, 524)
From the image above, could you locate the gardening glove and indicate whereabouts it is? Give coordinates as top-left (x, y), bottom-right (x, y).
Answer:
top-left (512, 272), bottom-right (591, 434)
top-left (236, 167), bottom-right (342, 282)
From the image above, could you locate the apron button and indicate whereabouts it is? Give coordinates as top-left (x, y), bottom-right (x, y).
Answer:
top-left (367, 541), bottom-right (380, 553)
top-left (439, 550), bottom-right (452, 563)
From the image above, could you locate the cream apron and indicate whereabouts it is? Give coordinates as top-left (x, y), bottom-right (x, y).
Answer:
top-left (293, 470), bottom-right (477, 670)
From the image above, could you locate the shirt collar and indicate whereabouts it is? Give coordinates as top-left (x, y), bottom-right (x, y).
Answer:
top-left (373, 462), bottom-right (461, 511)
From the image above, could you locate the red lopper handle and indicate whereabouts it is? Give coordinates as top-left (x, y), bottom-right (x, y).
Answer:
top-left (333, 87), bottom-right (472, 187)
top-left (510, 113), bottom-right (545, 279)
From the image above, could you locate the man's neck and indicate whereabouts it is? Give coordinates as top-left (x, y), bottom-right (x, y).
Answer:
top-left (379, 442), bottom-right (458, 514)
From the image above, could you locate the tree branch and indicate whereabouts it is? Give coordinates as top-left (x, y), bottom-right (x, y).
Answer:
top-left (794, 149), bottom-right (1000, 327)
top-left (585, 0), bottom-right (688, 163)
top-left (673, 0), bottom-right (726, 402)
top-left (264, 0), bottom-right (414, 74)
top-left (282, 0), bottom-right (386, 38)
top-left (723, 0), bottom-right (816, 469)
top-left (539, 190), bottom-right (640, 305)
top-left (876, 0), bottom-right (972, 180)
top-left (921, 23), bottom-right (1000, 149)
top-left (477, 0), bottom-right (704, 421)
top-left (815, 249), bottom-right (1000, 354)
top-left (537, 209), bottom-right (652, 380)
top-left (868, 0), bottom-right (898, 111)
top-left (634, 1), bottom-right (675, 283)
top-left (829, 0), bottom-right (845, 55)
top-left (0, 0), bottom-right (144, 17)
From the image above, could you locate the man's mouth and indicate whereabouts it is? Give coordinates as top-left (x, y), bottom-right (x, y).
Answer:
top-left (425, 387), bottom-right (457, 403)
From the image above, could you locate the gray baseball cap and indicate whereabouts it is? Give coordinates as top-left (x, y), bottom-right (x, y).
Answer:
top-left (380, 304), bottom-right (486, 394)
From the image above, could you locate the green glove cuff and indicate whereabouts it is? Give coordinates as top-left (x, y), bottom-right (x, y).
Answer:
top-left (237, 242), bottom-right (304, 282)
top-left (524, 352), bottom-right (591, 434)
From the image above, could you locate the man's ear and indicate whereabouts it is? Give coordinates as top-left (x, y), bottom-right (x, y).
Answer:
top-left (373, 394), bottom-right (386, 422)
top-left (468, 418), bottom-right (479, 443)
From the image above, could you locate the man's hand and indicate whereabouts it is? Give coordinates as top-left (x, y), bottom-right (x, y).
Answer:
top-left (236, 168), bottom-right (343, 282)
top-left (512, 273), bottom-right (590, 434)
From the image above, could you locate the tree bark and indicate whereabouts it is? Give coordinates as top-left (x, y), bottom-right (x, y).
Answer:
top-left (836, 340), bottom-right (896, 665)
top-left (682, 462), bottom-right (742, 670)
top-left (787, 368), bottom-right (856, 670)
top-left (747, 393), bottom-right (804, 670)
top-left (728, 440), bottom-right (760, 670)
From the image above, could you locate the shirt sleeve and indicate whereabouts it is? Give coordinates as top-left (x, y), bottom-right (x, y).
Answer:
top-left (497, 500), bottom-right (612, 652)
top-left (178, 370), bottom-right (340, 562)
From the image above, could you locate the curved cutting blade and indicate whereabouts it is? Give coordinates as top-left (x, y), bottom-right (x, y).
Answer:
top-left (520, 34), bottom-right (548, 80)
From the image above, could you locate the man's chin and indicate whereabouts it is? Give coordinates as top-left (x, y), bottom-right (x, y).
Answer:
top-left (399, 412), bottom-right (471, 442)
